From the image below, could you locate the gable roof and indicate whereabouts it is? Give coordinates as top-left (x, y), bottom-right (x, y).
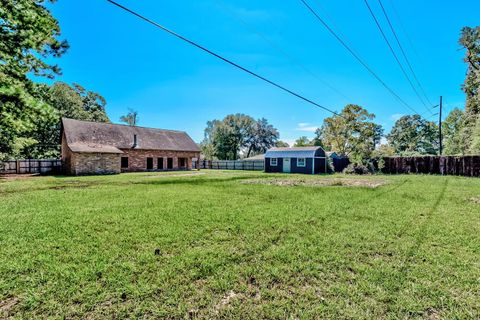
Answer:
top-left (62, 118), bottom-right (200, 153)
top-left (242, 154), bottom-right (265, 161)
top-left (265, 147), bottom-right (325, 158)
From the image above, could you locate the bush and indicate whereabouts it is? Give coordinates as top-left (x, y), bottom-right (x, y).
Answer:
top-left (343, 163), bottom-right (371, 175)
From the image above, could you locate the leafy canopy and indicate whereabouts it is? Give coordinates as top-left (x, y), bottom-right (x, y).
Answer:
top-left (120, 109), bottom-right (139, 126)
top-left (387, 115), bottom-right (438, 155)
top-left (316, 104), bottom-right (383, 162)
top-left (201, 115), bottom-right (279, 160)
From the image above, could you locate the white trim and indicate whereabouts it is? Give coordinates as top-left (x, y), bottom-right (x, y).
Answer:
top-left (312, 156), bottom-right (315, 174)
top-left (270, 158), bottom-right (278, 166)
top-left (297, 158), bottom-right (306, 167)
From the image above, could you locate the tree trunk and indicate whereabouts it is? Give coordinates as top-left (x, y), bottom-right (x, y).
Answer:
top-left (246, 145), bottom-right (253, 158)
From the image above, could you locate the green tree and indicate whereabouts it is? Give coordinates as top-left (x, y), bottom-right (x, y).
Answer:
top-left (275, 140), bottom-right (290, 148)
top-left (459, 26), bottom-right (480, 117)
top-left (442, 108), bottom-right (468, 155)
top-left (312, 129), bottom-right (327, 149)
top-left (373, 144), bottom-right (396, 157)
top-left (0, 0), bottom-right (68, 159)
top-left (199, 120), bottom-right (220, 160)
top-left (317, 104), bottom-right (383, 161)
top-left (244, 118), bottom-right (279, 157)
top-left (120, 108), bottom-right (139, 126)
top-left (293, 136), bottom-right (313, 147)
top-left (470, 116), bottom-right (480, 153)
top-left (212, 114), bottom-right (255, 160)
top-left (387, 115), bottom-right (438, 155)
top-left (457, 26), bottom-right (480, 154)
top-left (74, 84), bottom-right (109, 123)
top-left (201, 115), bottom-right (280, 160)
top-left (46, 82), bottom-right (109, 123)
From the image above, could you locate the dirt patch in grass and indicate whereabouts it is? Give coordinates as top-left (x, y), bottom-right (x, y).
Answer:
top-left (242, 178), bottom-right (387, 188)
top-left (0, 297), bottom-right (19, 315)
top-left (145, 172), bottom-right (205, 178)
top-left (215, 290), bottom-right (240, 311)
top-left (469, 197), bottom-right (480, 204)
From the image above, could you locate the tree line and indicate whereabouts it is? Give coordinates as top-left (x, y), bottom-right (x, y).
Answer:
top-left (0, 1), bottom-right (137, 160)
top-left (202, 26), bottom-right (480, 162)
top-left (1, 2), bottom-right (479, 162)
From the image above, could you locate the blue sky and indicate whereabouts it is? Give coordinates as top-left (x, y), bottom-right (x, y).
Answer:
top-left (44, 0), bottom-right (479, 145)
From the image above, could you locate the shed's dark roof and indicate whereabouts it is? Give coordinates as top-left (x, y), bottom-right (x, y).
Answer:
top-left (62, 118), bottom-right (200, 153)
top-left (265, 147), bottom-right (323, 158)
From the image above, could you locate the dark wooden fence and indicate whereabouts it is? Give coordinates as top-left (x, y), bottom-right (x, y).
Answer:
top-left (381, 156), bottom-right (480, 177)
top-left (0, 159), bottom-right (62, 174)
top-left (332, 157), bottom-right (350, 173)
top-left (193, 160), bottom-right (264, 171)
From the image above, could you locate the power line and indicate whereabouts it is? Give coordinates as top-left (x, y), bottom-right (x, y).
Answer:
top-left (377, 0), bottom-right (434, 107)
top-left (299, 0), bottom-right (421, 115)
top-left (215, 0), bottom-right (351, 102)
top-left (387, 0), bottom-right (423, 65)
top-left (363, 0), bottom-right (431, 113)
top-left (106, 0), bottom-right (342, 118)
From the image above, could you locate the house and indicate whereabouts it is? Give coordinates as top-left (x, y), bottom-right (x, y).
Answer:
top-left (241, 154), bottom-right (265, 161)
top-left (264, 146), bottom-right (327, 174)
top-left (61, 118), bottom-right (200, 175)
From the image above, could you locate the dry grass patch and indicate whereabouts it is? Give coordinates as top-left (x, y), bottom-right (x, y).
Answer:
top-left (0, 297), bottom-right (19, 316)
top-left (242, 177), bottom-right (387, 188)
top-left (469, 196), bottom-right (480, 204)
top-left (145, 172), bottom-right (205, 178)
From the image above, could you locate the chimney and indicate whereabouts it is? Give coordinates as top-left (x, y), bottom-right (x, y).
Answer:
top-left (133, 134), bottom-right (138, 148)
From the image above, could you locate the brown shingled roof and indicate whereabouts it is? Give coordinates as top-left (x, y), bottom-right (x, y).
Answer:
top-left (62, 118), bottom-right (200, 153)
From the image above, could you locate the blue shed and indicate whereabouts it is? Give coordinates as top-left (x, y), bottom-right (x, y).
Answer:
top-left (264, 147), bottom-right (327, 174)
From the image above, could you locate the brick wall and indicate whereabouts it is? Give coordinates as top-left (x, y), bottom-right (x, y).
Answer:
top-left (118, 149), bottom-right (200, 172)
top-left (61, 132), bottom-right (74, 174)
top-left (62, 142), bottom-right (200, 175)
top-left (71, 153), bottom-right (121, 175)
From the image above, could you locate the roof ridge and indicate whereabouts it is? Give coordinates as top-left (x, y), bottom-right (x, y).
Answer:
top-left (62, 117), bottom-right (187, 134)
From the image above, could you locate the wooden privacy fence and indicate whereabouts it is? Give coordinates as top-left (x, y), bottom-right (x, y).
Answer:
top-left (332, 157), bottom-right (350, 173)
top-left (193, 160), bottom-right (264, 171)
top-left (382, 156), bottom-right (480, 177)
top-left (0, 159), bottom-right (62, 174)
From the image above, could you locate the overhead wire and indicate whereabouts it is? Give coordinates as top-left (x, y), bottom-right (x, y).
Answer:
top-left (214, 0), bottom-right (351, 102)
top-left (299, 0), bottom-right (422, 116)
top-left (363, 0), bottom-right (431, 113)
top-left (106, 0), bottom-right (343, 117)
top-left (377, 0), bottom-right (434, 107)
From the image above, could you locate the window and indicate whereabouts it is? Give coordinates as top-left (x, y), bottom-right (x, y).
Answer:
top-left (146, 157), bottom-right (153, 170)
top-left (270, 158), bottom-right (278, 166)
top-left (121, 157), bottom-right (129, 168)
top-left (297, 158), bottom-right (306, 167)
top-left (157, 158), bottom-right (164, 170)
top-left (167, 158), bottom-right (173, 169)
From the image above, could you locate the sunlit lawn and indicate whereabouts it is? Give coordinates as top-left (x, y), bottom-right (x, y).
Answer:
top-left (0, 170), bottom-right (479, 319)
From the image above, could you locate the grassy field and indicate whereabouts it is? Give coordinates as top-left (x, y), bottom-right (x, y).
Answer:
top-left (0, 170), bottom-right (479, 319)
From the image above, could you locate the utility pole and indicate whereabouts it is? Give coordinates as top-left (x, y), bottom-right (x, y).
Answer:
top-left (439, 96), bottom-right (443, 156)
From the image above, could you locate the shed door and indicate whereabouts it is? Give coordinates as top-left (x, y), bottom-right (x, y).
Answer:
top-left (283, 158), bottom-right (291, 173)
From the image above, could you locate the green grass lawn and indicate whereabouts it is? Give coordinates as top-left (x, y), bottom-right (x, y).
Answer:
top-left (0, 171), bottom-right (479, 319)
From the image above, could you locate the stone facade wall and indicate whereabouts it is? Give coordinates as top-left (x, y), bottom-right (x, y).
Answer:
top-left (119, 149), bottom-right (200, 172)
top-left (71, 153), bottom-right (121, 175)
